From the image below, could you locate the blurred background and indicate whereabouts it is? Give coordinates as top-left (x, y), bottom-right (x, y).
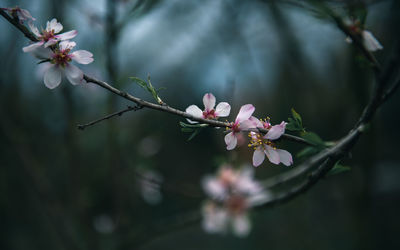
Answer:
top-left (1, 0), bottom-right (400, 249)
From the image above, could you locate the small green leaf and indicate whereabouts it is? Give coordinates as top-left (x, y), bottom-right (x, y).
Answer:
top-left (181, 127), bottom-right (194, 133)
top-left (179, 122), bottom-right (209, 128)
top-left (301, 132), bottom-right (325, 146)
top-left (296, 146), bottom-right (321, 158)
top-left (291, 108), bottom-right (302, 125)
top-left (328, 163), bottom-right (351, 176)
top-left (130, 77), bottom-right (147, 88)
top-left (187, 128), bottom-right (203, 141)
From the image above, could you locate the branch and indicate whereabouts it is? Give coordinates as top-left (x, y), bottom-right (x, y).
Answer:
top-left (77, 105), bottom-right (143, 130)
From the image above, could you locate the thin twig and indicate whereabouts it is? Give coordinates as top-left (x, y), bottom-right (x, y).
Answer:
top-left (77, 105), bottom-right (143, 130)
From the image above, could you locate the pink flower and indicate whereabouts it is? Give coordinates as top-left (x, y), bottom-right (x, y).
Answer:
top-left (248, 121), bottom-right (293, 167)
top-left (201, 165), bottom-right (269, 237)
top-left (224, 104), bottom-right (256, 150)
top-left (34, 41), bottom-right (93, 89)
top-left (185, 93), bottom-right (230, 123)
top-left (22, 18), bottom-right (77, 52)
top-left (1, 6), bottom-right (35, 24)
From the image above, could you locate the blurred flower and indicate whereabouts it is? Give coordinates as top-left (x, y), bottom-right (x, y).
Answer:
top-left (201, 165), bottom-right (269, 237)
top-left (186, 93), bottom-right (231, 123)
top-left (1, 6), bottom-right (35, 24)
top-left (32, 41), bottom-right (93, 89)
top-left (138, 135), bottom-right (161, 157)
top-left (138, 169), bottom-right (163, 205)
top-left (345, 18), bottom-right (383, 52)
top-left (22, 18), bottom-right (77, 52)
top-left (225, 104), bottom-right (256, 150)
top-left (248, 121), bottom-right (293, 167)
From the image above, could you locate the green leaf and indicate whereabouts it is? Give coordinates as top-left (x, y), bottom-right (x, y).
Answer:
top-left (187, 128), bottom-right (202, 141)
top-left (286, 118), bottom-right (302, 132)
top-left (130, 76), bottom-right (164, 104)
top-left (179, 122), bottom-right (209, 128)
top-left (130, 77), bottom-right (147, 88)
top-left (181, 127), bottom-right (194, 133)
top-left (296, 146), bottom-right (321, 158)
top-left (328, 163), bottom-right (351, 176)
top-left (301, 132), bottom-right (325, 146)
top-left (291, 108), bottom-right (302, 125)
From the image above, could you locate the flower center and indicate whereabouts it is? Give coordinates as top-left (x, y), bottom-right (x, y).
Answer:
top-left (52, 48), bottom-right (72, 67)
top-left (41, 29), bottom-right (55, 41)
top-left (203, 109), bottom-right (216, 119)
top-left (225, 195), bottom-right (247, 215)
top-left (248, 132), bottom-right (275, 150)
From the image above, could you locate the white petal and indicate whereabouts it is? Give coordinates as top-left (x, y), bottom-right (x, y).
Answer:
top-left (276, 149), bottom-right (293, 166)
top-left (202, 204), bottom-right (228, 234)
top-left (202, 93), bottom-right (216, 111)
top-left (235, 104), bottom-right (255, 123)
top-left (47, 18), bottom-right (63, 33)
top-left (232, 215), bottom-right (251, 237)
top-left (28, 22), bottom-right (40, 37)
top-left (265, 121), bottom-right (286, 140)
top-left (19, 9), bottom-right (35, 21)
top-left (224, 132), bottom-right (237, 150)
top-left (22, 41), bottom-right (44, 52)
top-left (56, 30), bottom-right (78, 41)
top-left (59, 41), bottom-right (76, 51)
top-left (252, 147), bottom-right (265, 167)
top-left (201, 176), bottom-right (227, 200)
top-left (65, 64), bottom-right (83, 85)
top-left (44, 65), bottom-right (62, 89)
top-left (240, 119), bottom-right (258, 130)
top-left (265, 146), bottom-right (280, 165)
top-left (215, 102), bottom-right (231, 117)
top-left (71, 50), bottom-right (94, 64)
top-left (185, 105), bottom-right (203, 120)
top-left (362, 30), bottom-right (383, 52)
top-left (249, 116), bottom-right (263, 128)
top-left (44, 39), bottom-right (58, 47)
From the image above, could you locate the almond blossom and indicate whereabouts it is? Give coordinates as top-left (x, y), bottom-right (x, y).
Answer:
top-left (224, 104), bottom-right (256, 150)
top-left (22, 18), bottom-right (77, 52)
top-left (345, 18), bottom-right (383, 52)
top-left (201, 165), bottom-right (269, 237)
top-left (248, 121), bottom-right (293, 167)
top-left (33, 40), bottom-right (93, 89)
top-left (185, 93), bottom-right (230, 123)
top-left (1, 6), bottom-right (35, 24)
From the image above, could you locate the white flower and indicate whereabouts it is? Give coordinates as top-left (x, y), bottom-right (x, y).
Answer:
top-left (1, 6), bottom-right (35, 24)
top-left (248, 121), bottom-right (293, 167)
top-left (224, 104), bottom-right (256, 150)
top-left (201, 165), bottom-right (269, 237)
top-left (34, 40), bottom-right (93, 89)
top-left (185, 93), bottom-right (231, 123)
top-left (22, 18), bottom-right (77, 52)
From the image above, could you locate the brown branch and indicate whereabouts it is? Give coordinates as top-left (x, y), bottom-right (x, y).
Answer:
top-left (77, 105), bottom-right (143, 130)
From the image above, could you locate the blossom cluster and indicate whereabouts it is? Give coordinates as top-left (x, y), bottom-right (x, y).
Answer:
top-left (201, 165), bottom-right (270, 237)
top-left (186, 93), bottom-right (293, 167)
top-left (15, 8), bottom-right (94, 89)
top-left (344, 18), bottom-right (383, 52)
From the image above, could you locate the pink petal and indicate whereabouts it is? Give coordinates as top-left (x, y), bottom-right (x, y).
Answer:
top-left (276, 149), bottom-right (293, 166)
top-left (240, 117), bottom-right (260, 130)
top-left (65, 64), bottom-right (83, 85)
top-left (265, 121), bottom-right (286, 140)
top-left (252, 147), bottom-right (265, 167)
top-left (235, 104), bottom-right (255, 123)
top-left (22, 41), bottom-right (44, 52)
top-left (44, 65), bottom-right (62, 89)
top-left (71, 50), bottom-right (94, 64)
top-left (224, 132), bottom-right (237, 150)
top-left (203, 93), bottom-right (216, 111)
top-left (56, 30), bottom-right (78, 41)
top-left (264, 145), bottom-right (280, 165)
top-left (215, 102), bottom-right (230, 117)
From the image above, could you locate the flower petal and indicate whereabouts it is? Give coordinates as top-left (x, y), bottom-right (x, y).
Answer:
top-left (28, 22), bottom-right (40, 37)
top-left (44, 65), bottom-right (62, 89)
top-left (264, 145), bottom-right (280, 165)
top-left (252, 147), bottom-right (265, 167)
top-left (56, 30), bottom-right (78, 41)
top-left (44, 39), bottom-right (58, 47)
top-left (224, 132), bottom-right (237, 150)
top-left (235, 104), bottom-right (255, 123)
top-left (47, 18), bottom-right (63, 33)
top-left (215, 102), bottom-right (231, 117)
top-left (185, 105), bottom-right (203, 121)
top-left (362, 30), bottom-right (383, 52)
top-left (65, 64), bottom-right (83, 85)
top-left (203, 93), bottom-right (216, 111)
top-left (232, 215), bottom-right (251, 237)
top-left (201, 176), bottom-right (227, 200)
top-left (59, 41), bottom-right (76, 51)
top-left (276, 149), bottom-right (293, 166)
top-left (71, 50), bottom-right (94, 64)
top-left (202, 203), bottom-right (228, 234)
top-left (22, 41), bottom-right (44, 52)
top-left (265, 121), bottom-right (286, 140)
